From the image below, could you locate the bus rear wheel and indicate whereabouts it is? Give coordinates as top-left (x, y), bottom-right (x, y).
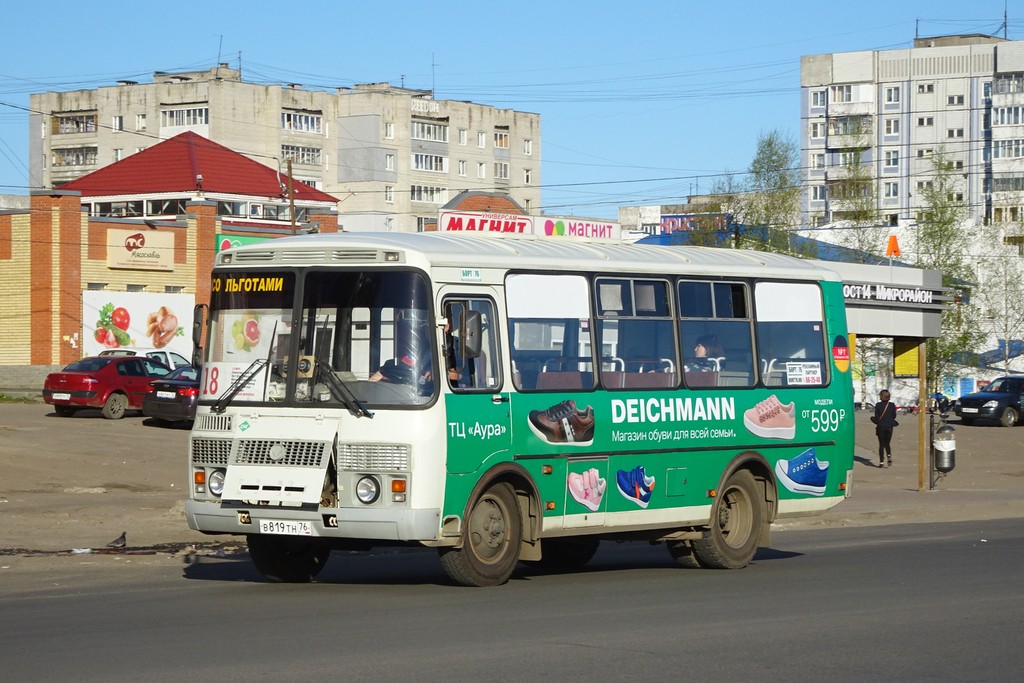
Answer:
top-left (247, 534), bottom-right (331, 583)
top-left (439, 482), bottom-right (521, 586)
top-left (691, 469), bottom-right (763, 569)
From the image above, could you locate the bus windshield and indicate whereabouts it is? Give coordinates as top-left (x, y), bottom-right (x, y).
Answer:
top-left (203, 269), bottom-right (436, 408)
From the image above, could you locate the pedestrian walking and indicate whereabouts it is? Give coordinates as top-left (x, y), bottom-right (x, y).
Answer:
top-left (871, 389), bottom-right (899, 467)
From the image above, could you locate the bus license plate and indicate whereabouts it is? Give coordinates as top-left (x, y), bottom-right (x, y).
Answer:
top-left (259, 519), bottom-right (314, 536)
top-left (51, 393), bottom-right (71, 401)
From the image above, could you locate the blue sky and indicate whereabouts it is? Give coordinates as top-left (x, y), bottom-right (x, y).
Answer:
top-left (1, 1), bottom-right (1022, 219)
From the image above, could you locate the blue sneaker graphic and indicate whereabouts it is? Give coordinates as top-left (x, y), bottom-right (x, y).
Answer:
top-left (616, 466), bottom-right (655, 508)
top-left (775, 448), bottom-right (829, 496)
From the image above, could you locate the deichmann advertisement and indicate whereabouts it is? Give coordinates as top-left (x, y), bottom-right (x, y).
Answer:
top-left (106, 228), bottom-right (174, 271)
top-left (82, 291), bottom-right (194, 358)
top-left (437, 210), bottom-right (621, 240)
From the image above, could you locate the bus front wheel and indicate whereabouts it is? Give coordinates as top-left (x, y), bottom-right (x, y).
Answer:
top-left (691, 470), bottom-right (763, 569)
top-left (439, 482), bottom-right (522, 586)
top-left (247, 534), bottom-right (331, 583)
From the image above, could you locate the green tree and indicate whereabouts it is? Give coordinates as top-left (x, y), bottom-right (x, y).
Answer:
top-left (742, 129), bottom-right (801, 253)
top-left (973, 223), bottom-right (1024, 373)
top-left (912, 148), bottom-right (986, 391)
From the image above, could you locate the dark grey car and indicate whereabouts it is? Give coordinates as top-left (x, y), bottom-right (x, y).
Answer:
top-left (955, 376), bottom-right (1024, 427)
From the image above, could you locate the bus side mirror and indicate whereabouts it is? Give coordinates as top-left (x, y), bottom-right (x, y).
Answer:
top-left (462, 310), bottom-right (482, 359)
top-left (192, 303), bottom-right (208, 368)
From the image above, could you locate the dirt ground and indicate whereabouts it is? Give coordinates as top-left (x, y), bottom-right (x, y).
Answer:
top-left (1, 399), bottom-right (1022, 565)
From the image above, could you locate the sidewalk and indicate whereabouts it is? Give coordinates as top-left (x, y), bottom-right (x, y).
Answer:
top-left (780, 409), bottom-right (1024, 530)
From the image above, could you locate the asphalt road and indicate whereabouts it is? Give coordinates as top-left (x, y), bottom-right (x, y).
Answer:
top-left (1, 519), bottom-right (1022, 682)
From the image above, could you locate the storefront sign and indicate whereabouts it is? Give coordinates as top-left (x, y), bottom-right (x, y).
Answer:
top-left (106, 228), bottom-right (174, 271)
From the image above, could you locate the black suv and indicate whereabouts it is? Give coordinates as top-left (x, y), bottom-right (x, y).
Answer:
top-left (955, 376), bottom-right (1024, 427)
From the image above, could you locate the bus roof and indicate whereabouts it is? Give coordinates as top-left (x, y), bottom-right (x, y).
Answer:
top-left (219, 231), bottom-right (842, 282)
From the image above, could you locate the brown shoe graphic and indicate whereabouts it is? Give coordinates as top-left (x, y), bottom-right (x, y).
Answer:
top-left (528, 399), bottom-right (595, 446)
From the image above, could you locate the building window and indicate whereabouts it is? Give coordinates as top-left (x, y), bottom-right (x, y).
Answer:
top-left (165, 286), bottom-right (184, 294)
top-left (885, 118), bottom-right (900, 135)
top-left (884, 181), bottom-right (899, 198)
top-left (127, 284), bottom-right (146, 292)
top-left (384, 122), bottom-right (394, 139)
top-left (524, 168), bottom-right (533, 185)
top-left (161, 106), bottom-right (209, 127)
top-left (885, 150), bottom-right (899, 168)
top-left (410, 185), bottom-right (447, 204)
top-left (459, 129), bottom-right (467, 145)
top-left (385, 153), bottom-right (395, 171)
top-left (477, 132), bottom-right (486, 148)
top-left (954, 160), bottom-right (964, 170)
top-left (917, 116), bottom-right (934, 127)
top-left (113, 148), bottom-right (123, 162)
top-left (494, 162), bottom-right (509, 180)
top-left (493, 131), bottom-right (509, 149)
top-left (838, 151), bottom-right (859, 167)
top-left (384, 186), bottom-right (394, 203)
top-left (477, 162), bottom-right (486, 179)
top-left (995, 106), bottom-right (1024, 125)
top-left (947, 128), bottom-right (964, 139)
top-left (52, 114), bottom-right (96, 135)
top-left (917, 181), bottom-right (934, 192)
top-left (917, 83), bottom-right (935, 94)
top-left (281, 111), bottom-right (323, 133)
top-left (917, 148), bottom-right (933, 158)
top-left (812, 153), bottom-right (825, 169)
top-left (136, 114), bottom-right (147, 131)
top-left (830, 84), bottom-right (852, 103)
top-left (112, 115), bottom-right (124, 132)
top-left (947, 95), bottom-right (965, 106)
top-left (281, 144), bottom-right (321, 165)
top-left (87, 283), bottom-right (107, 291)
top-left (524, 138), bottom-right (532, 155)
top-left (993, 139), bottom-right (1024, 158)
top-left (410, 120), bottom-right (448, 142)
top-left (810, 121), bottom-right (825, 139)
top-left (413, 153), bottom-right (447, 172)
top-left (884, 86), bottom-right (900, 104)
top-left (811, 185), bottom-right (827, 201)
top-left (811, 90), bottom-right (826, 107)
top-left (458, 160), bottom-right (466, 176)
top-left (52, 146), bottom-right (98, 166)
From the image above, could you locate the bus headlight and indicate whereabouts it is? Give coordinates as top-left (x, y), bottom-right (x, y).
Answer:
top-left (356, 476), bottom-right (381, 504)
top-left (208, 469), bottom-right (226, 497)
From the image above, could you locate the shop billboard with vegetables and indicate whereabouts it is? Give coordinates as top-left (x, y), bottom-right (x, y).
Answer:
top-left (82, 291), bottom-right (194, 359)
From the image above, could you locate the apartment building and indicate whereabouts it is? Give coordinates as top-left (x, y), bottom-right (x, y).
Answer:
top-left (801, 34), bottom-right (1024, 234)
top-left (29, 65), bottom-right (541, 233)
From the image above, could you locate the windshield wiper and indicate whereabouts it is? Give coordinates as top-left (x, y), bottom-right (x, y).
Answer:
top-left (211, 358), bottom-right (267, 414)
top-left (315, 357), bottom-right (374, 418)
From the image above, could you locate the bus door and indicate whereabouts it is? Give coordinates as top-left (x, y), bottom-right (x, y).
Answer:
top-left (439, 292), bottom-right (512, 476)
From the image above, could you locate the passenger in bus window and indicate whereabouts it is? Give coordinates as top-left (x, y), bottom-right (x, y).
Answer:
top-left (686, 334), bottom-right (724, 372)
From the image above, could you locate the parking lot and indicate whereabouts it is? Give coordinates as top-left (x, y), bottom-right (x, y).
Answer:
top-left (1, 401), bottom-right (1022, 555)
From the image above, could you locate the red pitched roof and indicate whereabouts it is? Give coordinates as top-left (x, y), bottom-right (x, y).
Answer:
top-left (61, 131), bottom-right (338, 203)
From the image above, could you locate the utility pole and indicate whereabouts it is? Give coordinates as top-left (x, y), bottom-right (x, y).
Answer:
top-left (287, 159), bottom-right (296, 235)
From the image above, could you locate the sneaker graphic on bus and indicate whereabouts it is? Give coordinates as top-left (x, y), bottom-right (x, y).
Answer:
top-left (775, 447), bottom-right (829, 496)
top-left (528, 399), bottom-right (595, 446)
top-left (568, 468), bottom-right (607, 511)
top-left (616, 465), bottom-right (655, 508)
top-left (743, 394), bottom-right (796, 439)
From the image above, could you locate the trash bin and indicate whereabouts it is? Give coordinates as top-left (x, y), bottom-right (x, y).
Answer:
top-left (933, 424), bottom-right (956, 473)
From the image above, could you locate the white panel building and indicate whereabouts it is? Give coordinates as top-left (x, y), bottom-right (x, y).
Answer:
top-left (29, 66), bottom-right (541, 233)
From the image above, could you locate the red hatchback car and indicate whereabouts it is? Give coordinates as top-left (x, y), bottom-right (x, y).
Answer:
top-left (43, 356), bottom-right (171, 419)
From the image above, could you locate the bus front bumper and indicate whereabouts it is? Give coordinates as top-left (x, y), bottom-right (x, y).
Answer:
top-left (186, 500), bottom-right (441, 542)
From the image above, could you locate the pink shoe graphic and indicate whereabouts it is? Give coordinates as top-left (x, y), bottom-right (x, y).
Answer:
top-left (567, 468), bottom-right (606, 512)
top-left (743, 394), bottom-right (796, 439)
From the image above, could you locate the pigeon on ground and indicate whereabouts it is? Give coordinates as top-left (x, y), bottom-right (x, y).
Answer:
top-left (106, 531), bottom-right (127, 549)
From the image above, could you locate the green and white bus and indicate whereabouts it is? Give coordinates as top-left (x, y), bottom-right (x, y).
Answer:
top-left (186, 231), bottom-right (854, 586)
